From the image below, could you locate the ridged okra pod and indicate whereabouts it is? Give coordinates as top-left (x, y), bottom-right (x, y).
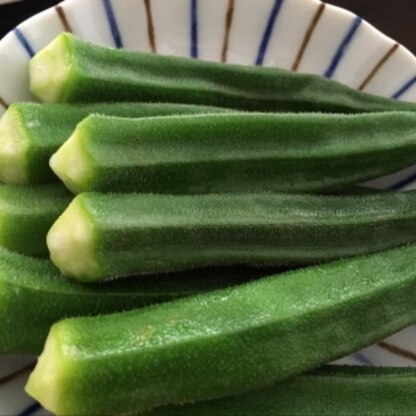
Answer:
top-left (48, 191), bottom-right (416, 281)
top-left (146, 366), bottom-right (416, 416)
top-left (31, 33), bottom-right (416, 114)
top-left (50, 112), bottom-right (416, 195)
top-left (27, 242), bottom-right (416, 414)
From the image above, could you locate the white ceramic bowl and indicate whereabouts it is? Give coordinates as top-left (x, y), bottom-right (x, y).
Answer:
top-left (1, 0), bottom-right (416, 414)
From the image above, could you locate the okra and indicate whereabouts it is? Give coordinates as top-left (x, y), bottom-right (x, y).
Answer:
top-left (50, 112), bottom-right (416, 195)
top-left (0, 247), bottom-right (261, 354)
top-left (146, 366), bottom-right (416, 416)
top-left (321, 185), bottom-right (382, 195)
top-left (26, 242), bottom-right (416, 414)
top-left (47, 191), bottom-right (416, 281)
top-left (0, 102), bottom-right (226, 184)
top-left (0, 184), bottom-right (71, 257)
top-left (30, 33), bottom-right (416, 114)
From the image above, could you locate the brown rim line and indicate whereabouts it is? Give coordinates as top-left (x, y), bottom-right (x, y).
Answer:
top-left (0, 363), bottom-right (36, 387)
top-left (358, 43), bottom-right (400, 91)
top-left (291, 2), bottom-right (326, 71)
top-left (0, 96), bottom-right (9, 109)
top-left (143, 0), bottom-right (157, 53)
top-left (377, 341), bottom-right (416, 362)
top-left (221, 0), bottom-right (235, 63)
top-left (55, 4), bottom-right (73, 33)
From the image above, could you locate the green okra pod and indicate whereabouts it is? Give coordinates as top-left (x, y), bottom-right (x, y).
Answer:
top-left (50, 112), bottom-right (416, 195)
top-left (0, 102), bottom-right (226, 184)
top-left (31, 33), bottom-right (416, 114)
top-left (0, 247), bottom-right (263, 354)
top-left (145, 366), bottom-right (416, 416)
top-left (27, 242), bottom-right (416, 414)
top-left (0, 184), bottom-right (71, 257)
top-left (48, 191), bottom-right (416, 281)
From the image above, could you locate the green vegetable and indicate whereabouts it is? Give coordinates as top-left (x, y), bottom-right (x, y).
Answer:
top-left (30, 33), bottom-right (416, 114)
top-left (0, 184), bottom-right (71, 257)
top-left (145, 366), bottom-right (416, 416)
top-left (320, 185), bottom-right (382, 195)
top-left (50, 112), bottom-right (416, 195)
top-left (26, 242), bottom-right (416, 414)
top-left (0, 102), bottom-right (226, 184)
top-left (47, 191), bottom-right (416, 281)
top-left (0, 247), bottom-right (263, 354)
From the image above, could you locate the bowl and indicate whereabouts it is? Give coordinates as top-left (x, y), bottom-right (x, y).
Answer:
top-left (1, 0), bottom-right (416, 414)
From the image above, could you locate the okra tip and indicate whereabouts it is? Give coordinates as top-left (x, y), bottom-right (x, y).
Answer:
top-left (50, 120), bottom-right (95, 195)
top-left (29, 33), bottom-right (73, 103)
top-left (25, 324), bottom-right (68, 413)
top-left (47, 194), bottom-right (102, 281)
top-left (0, 105), bottom-right (29, 184)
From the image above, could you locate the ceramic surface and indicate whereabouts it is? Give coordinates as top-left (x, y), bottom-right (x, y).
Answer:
top-left (0, 0), bottom-right (416, 414)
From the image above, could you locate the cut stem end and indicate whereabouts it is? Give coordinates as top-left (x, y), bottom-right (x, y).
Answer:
top-left (47, 195), bottom-right (102, 281)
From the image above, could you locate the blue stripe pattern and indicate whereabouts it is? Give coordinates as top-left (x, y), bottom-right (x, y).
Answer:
top-left (102, 0), bottom-right (123, 48)
top-left (391, 75), bottom-right (416, 100)
top-left (324, 16), bottom-right (362, 78)
top-left (255, 0), bottom-right (285, 66)
top-left (18, 403), bottom-right (41, 416)
top-left (13, 28), bottom-right (35, 57)
top-left (190, 0), bottom-right (198, 58)
top-left (352, 352), bottom-right (374, 366)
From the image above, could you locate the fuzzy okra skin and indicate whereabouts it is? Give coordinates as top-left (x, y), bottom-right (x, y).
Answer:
top-left (47, 191), bottom-right (416, 281)
top-left (0, 247), bottom-right (260, 354)
top-left (0, 184), bottom-right (71, 257)
top-left (26, 242), bottom-right (416, 415)
top-left (146, 366), bottom-right (416, 416)
top-left (50, 112), bottom-right (416, 195)
top-left (0, 102), bottom-right (226, 184)
top-left (30, 33), bottom-right (416, 114)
